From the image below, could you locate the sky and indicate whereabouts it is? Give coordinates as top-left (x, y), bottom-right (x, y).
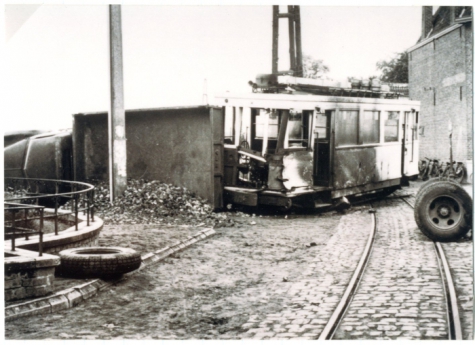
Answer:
top-left (3, 2), bottom-right (427, 133)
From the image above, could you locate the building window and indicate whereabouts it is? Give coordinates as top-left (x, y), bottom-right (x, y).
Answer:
top-left (383, 111), bottom-right (399, 142)
top-left (360, 111), bottom-right (380, 144)
top-left (460, 86), bottom-right (463, 101)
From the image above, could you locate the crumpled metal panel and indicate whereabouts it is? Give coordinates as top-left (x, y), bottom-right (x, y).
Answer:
top-left (282, 150), bottom-right (314, 190)
top-left (267, 154), bottom-right (285, 191)
top-left (334, 148), bottom-right (377, 189)
top-left (333, 145), bottom-right (402, 189)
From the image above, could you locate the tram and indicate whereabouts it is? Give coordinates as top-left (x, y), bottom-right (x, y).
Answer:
top-left (215, 76), bottom-right (420, 209)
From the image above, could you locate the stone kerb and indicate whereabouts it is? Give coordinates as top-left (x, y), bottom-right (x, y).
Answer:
top-left (4, 209), bottom-right (103, 302)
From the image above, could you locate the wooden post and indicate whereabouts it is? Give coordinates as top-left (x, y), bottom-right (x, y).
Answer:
top-left (294, 6), bottom-right (303, 77)
top-left (109, 5), bottom-right (127, 200)
top-left (272, 6), bottom-right (279, 74)
top-left (287, 6), bottom-right (296, 73)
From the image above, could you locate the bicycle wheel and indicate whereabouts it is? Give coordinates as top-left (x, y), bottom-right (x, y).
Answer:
top-left (453, 165), bottom-right (465, 184)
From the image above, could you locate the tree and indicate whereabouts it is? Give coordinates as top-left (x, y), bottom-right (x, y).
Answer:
top-left (376, 52), bottom-right (409, 83)
top-left (302, 54), bottom-right (329, 79)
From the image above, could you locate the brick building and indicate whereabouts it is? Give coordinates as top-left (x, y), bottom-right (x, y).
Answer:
top-left (407, 6), bottom-right (473, 177)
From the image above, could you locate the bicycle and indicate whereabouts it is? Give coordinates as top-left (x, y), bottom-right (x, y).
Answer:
top-left (442, 161), bottom-right (465, 184)
top-left (419, 157), bottom-right (441, 181)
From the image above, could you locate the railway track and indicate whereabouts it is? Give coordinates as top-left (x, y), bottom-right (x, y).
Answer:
top-left (317, 206), bottom-right (377, 340)
top-left (401, 196), bottom-right (463, 340)
top-left (319, 196), bottom-right (463, 340)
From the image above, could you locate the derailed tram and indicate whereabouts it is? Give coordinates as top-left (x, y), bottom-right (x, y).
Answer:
top-left (215, 79), bottom-right (420, 210)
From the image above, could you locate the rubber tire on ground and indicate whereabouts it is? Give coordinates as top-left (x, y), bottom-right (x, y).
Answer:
top-left (416, 177), bottom-right (449, 193)
top-left (414, 181), bottom-right (472, 242)
top-left (58, 247), bottom-right (142, 278)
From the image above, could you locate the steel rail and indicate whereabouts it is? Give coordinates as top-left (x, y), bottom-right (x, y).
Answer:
top-left (318, 208), bottom-right (377, 340)
top-left (401, 197), bottom-right (463, 340)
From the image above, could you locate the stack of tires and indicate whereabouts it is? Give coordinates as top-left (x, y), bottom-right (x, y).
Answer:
top-left (414, 180), bottom-right (472, 242)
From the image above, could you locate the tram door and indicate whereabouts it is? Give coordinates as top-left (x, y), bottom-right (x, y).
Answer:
top-left (313, 110), bottom-right (332, 186)
top-left (402, 111), bottom-right (419, 177)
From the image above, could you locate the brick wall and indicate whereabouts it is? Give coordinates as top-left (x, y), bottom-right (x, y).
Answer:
top-left (5, 267), bottom-right (56, 302)
top-left (464, 23), bottom-right (473, 160)
top-left (409, 23), bottom-right (473, 165)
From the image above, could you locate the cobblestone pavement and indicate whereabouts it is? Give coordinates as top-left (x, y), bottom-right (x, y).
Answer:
top-left (5, 211), bottom-right (343, 339)
top-left (403, 181), bottom-right (473, 339)
top-left (333, 198), bottom-right (450, 340)
top-left (4, 182), bottom-right (472, 340)
top-left (5, 223), bottom-right (211, 308)
top-left (242, 210), bottom-right (373, 339)
top-left (440, 241), bottom-right (473, 339)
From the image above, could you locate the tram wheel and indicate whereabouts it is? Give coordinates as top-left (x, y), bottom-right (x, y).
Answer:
top-left (414, 181), bottom-right (472, 242)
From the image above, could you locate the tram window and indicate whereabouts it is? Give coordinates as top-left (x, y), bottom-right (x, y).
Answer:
top-left (314, 112), bottom-right (328, 139)
top-left (288, 110), bottom-right (310, 147)
top-left (224, 106), bottom-right (235, 144)
top-left (254, 109), bottom-right (279, 139)
top-left (384, 111), bottom-right (399, 142)
top-left (405, 111), bottom-right (415, 142)
top-left (414, 112), bottom-right (419, 140)
top-left (336, 110), bottom-right (358, 146)
top-left (360, 111), bottom-right (380, 144)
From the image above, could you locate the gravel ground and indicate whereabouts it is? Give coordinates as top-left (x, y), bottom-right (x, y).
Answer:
top-left (5, 208), bottom-right (344, 339)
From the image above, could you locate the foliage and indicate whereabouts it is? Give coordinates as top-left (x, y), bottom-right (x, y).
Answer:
top-left (302, 55), bottom-right (329, 79)
top-left (347, 76), bottom-right (378, 82)
top-left (376, 52), bottom-right (409, 83)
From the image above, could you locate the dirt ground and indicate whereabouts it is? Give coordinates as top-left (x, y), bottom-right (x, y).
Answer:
top-left (5, 208), bottom-right (347, 339)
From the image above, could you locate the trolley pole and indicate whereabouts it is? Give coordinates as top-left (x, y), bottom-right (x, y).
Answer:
top-left (109, 5), bottom-right (127, 200)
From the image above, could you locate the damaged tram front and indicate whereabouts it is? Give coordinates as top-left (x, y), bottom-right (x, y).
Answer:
top-left (215, 81), bottom-right (420, 210)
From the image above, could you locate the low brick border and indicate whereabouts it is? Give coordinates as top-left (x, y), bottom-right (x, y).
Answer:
top-left (5, 227), bottom-right (216, 321)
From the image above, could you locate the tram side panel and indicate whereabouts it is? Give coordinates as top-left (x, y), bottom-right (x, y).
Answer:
top-left (332, 144), bottom-right (402, 197)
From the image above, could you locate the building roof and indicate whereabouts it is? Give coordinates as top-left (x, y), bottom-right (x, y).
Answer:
top-left (417, 6), bottom-right (472, 43)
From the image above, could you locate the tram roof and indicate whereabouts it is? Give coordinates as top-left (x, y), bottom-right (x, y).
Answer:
top-left (215, 92), bottom-right (421, 109)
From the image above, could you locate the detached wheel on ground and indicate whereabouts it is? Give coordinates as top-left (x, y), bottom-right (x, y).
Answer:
top-left (58, 247), bottom-right (141, 278)
top-left (414, 181), bottom-right (472, 242)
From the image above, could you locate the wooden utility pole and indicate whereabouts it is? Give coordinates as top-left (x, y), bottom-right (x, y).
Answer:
top-left (294, 6), bottom-right (303, 77)
top-left (287, 6), bottom-right (296, 72)
top-left (272, 6), bottom-right (279, 74)
top-left (109, 5), bottom-right (127, 200)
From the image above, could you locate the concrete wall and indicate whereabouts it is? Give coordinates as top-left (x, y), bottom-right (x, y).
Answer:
top-left (73, 106), bottom-right (224, 208)
top-left (409, 23), bottom-right (473, 166)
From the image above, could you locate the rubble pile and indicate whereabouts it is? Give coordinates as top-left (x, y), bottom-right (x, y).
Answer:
top-left (87, 179), bottom-right (235, 227)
